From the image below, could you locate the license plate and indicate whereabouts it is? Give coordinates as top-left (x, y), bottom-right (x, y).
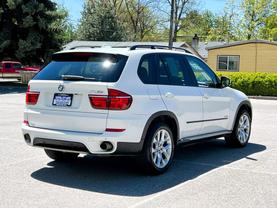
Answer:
top-left (52, 93), bottom-right (73, 107)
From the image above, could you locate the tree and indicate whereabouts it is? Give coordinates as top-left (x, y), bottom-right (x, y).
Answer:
top-left (77, 0), bottom-right (124, 41)
top-left (179, 10), bottom-right (215, 41)
top-left (107, 0), bottom-right (125, 17)
top-left (207, 15), bottom-right (234, 41)
top-left (124, 0), bottom-right (158, 41)
top-left (168, 0), bottom-right (176, 48)
top-left (52, 6), bottom-right (76, 45)
top-left (0, 0), bottom-right (69, 65)
top-left (240, 0), bottom-right (274, 40)
top-left (161, 0), bottom-right (196, 42)
top-left (221, 0), bottom-right (240, 41)
top-left (207, 0), bottom-right (240, 42)
top-left (260, 14), bottom-right (277, 40)
top-left (179, 8), bottom-right (239, 42)
top-left (260, 0), bottom-right (277, 40)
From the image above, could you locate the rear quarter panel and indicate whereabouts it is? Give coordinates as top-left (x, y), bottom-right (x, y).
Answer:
top-left (106, 52), bottom-right (168, 142)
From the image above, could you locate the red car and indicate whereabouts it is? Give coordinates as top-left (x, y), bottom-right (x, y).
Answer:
top-left (0, 61), bottom-right (40, 79)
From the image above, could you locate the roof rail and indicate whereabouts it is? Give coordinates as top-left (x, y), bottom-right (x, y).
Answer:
top-left (69, 46), bottom-right (101, 50)
top-left (129, 45), bottom-right (192, 54)
top-left (68, 44), bottom-right (193, 54)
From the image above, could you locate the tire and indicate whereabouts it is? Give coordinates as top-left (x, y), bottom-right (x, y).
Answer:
top-left (141, 122), bottom-right (175, 174)
top-left (225, 109), bottom-right (251, 147)
top-left (44, 149), bottom-right (79, 161)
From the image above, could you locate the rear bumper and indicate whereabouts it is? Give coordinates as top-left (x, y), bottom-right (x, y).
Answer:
top-left (22, 124), bottom-right (144, 154)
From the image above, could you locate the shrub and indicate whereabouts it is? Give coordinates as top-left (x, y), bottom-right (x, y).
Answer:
top-left (216, 72), bottom-right (277, 96)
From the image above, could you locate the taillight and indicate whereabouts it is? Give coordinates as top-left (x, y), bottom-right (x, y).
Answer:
top-left (26, 85), bottom-right (40, 105)
top-left (108, 89), bottom-right (132, 110)
top-left (89, 89), bottom-right (132, 110)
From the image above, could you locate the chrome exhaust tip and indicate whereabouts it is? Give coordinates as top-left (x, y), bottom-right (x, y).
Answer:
top-left (24, 134), bottom-right (31, 144)
top-left (100, 141), bottom-right (113, 151)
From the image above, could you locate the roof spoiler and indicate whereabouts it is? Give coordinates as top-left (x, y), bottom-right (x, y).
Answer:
top-left (69, 46), bottom-right (100, 50)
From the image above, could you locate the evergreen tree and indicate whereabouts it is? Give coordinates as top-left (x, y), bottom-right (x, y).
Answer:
top-left (0, 0), bottom-right (70, 65)
top-left (77, 1), bottom-right (124, 41)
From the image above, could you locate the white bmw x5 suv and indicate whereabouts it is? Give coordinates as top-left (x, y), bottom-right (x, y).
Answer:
top-left (22, 45), bottom-right (252, 174)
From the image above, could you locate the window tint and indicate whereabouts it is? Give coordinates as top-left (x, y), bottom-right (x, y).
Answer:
top-left (33, 53), bottom-right (128, 82)
top-left (5, 63), bottom-right (12, 69)
top-left (13, 63), bottom-right (22, 69)
top-left (157, 57), bottom-right (170, 85)
top-left (186, 55), bottom-right (219, 88)
top-left (137, 54), bottom-right (156, 84)
top-left (217, 55), bottom-right (239, 71)
top-left (159, 54), bottom-right (190, 86)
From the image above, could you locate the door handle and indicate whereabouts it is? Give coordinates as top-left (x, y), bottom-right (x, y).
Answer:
top-left (203, 93), bottom-right (209, 99)
top-left (165, 92), bottom-right (175, 98)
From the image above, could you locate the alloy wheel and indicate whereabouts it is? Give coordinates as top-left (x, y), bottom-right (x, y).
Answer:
top-left (151, 129), bottom-right (173, 169)
top-left (236, 114), bottom-right (250, 144)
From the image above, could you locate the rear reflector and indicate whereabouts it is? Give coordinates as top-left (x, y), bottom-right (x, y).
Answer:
top-left (26, 85), bottom-right (40, 105)
top-left (23, 120), bottom-right (29, 126)
top-left (89, 89), bottom-right (132, 110)
top-left (105, 128), bottom-right (125, 132)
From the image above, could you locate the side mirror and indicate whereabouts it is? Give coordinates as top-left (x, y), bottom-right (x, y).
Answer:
top-left (221, 76), bottom-right (231, 88)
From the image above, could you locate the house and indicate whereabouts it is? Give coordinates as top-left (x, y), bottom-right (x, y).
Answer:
top-left (196, 41), bottom-right (225, 61)
top-left (206, 40), bottom-right (277, 73)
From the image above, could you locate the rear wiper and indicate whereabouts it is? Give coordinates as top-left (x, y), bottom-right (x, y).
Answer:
top-left (61, 75), bottom-right (96, 81)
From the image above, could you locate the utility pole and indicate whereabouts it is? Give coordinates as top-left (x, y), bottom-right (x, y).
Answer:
top-left (168, 0), bottom-right (176, 49)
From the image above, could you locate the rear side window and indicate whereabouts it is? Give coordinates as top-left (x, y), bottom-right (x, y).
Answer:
top-left (33, 53), bottom-right (128, 82)
top-left (137, 54), bottom-right (156, 84)
top-left (158, 54), bottom-right (192, 86)
top-left (13, 63), bottom-right (22, 69)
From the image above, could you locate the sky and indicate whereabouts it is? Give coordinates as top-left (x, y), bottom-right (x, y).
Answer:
top-left (55, 0), bottom-right (229, 26)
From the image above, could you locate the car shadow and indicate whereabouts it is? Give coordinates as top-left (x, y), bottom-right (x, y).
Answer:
top-left (31, 139), bottom-right (266, 196)
top-left (0, 81), bottom-right (27, 94)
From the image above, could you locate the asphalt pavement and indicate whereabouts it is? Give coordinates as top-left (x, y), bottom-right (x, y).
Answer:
top-left (0, 83), bottom-right (276, 208)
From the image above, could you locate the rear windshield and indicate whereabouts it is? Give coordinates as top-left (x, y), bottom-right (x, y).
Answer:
top-left (33, 52), bottom-right (128, 82)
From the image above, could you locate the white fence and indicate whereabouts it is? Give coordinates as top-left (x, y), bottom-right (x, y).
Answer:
top-left (20, 71), bottom-right (38, 84)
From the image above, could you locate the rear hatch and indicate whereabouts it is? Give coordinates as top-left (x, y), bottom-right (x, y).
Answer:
top-left (27, 52), bottom-right (128, 133)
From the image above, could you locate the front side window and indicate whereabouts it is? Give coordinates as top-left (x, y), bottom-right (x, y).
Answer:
top-left (158, 54), bottom-right (191, 86)
top-left (186, 55), bottom-right (219, 88)
top-left (217, 55), bottom-right (239, 71)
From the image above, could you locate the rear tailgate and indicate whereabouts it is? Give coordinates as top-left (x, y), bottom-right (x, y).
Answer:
top-left (26, 52), bottom-right (128, 134)
top-left (27, 81), bottom-right (109, 133)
